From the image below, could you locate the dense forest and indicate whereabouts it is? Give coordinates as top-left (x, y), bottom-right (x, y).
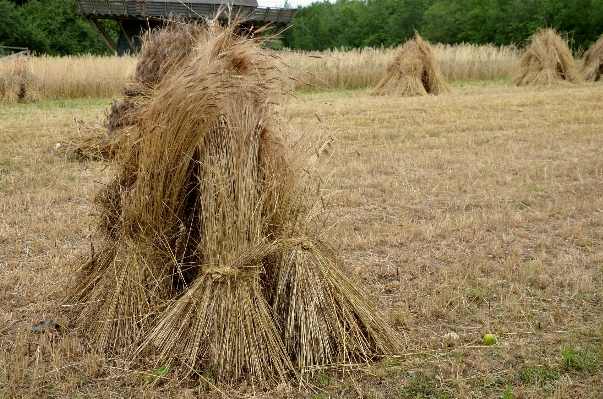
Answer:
top-left (0, 0), bottom-right (602, 55)
top-left (283, 0), bottom-right (603, 51)
top-left (0, 0), bottom-right (116, 55)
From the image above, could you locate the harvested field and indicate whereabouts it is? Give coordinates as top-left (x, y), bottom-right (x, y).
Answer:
top-left (1, 82), bottom-right (602, 398)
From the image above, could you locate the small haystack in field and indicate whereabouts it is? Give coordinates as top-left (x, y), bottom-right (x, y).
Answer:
top-left (372, 33), bottom-right (449, 96)
top-left (580, 34), bottom-right (603, 82)
top-left (0, 55), bottom-right (41, 103)
top-left (63, 20), bottom-right (401, 385)
top-left (511, 29), bottom-right (583, 86)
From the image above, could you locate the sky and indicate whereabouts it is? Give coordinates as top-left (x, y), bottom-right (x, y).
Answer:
top-left (258, 0), bottom-right (328, 8)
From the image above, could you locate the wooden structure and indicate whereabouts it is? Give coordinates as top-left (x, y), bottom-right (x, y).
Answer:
top-left (76, 0), bottom-right (297, 55)
top-left (0, 46), bottom-right (30, 58)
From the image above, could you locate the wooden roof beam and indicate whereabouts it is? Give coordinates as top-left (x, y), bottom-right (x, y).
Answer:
top-left (87, 17), bottom-right (118, 53)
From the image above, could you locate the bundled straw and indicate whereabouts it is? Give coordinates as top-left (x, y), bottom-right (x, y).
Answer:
top-left (107, 19), bottom-right (207, 133)
top-left (56, 120), bottom-right (118, 161)
top-left (580, 34), bottom-right (603, 82)
top-left (510, 29), bottom-right (583, 86)
top-left (0, 55), bottom-right (41, 103)
top-left (60, 20), bottom-right (206, 160)
top-left (372, 33), bottom-right (449, 96)
top-left (63, 19), bottom-right (401, 385)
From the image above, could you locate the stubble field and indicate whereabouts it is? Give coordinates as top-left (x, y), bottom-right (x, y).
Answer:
top-left (1, 81), bottom-right (602, 398)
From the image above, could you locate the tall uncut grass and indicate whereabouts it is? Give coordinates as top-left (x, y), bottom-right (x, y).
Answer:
top-left (0, 44), bottom-right (521, 102)
top-left (281, 43), bottom-right (520, 90)
top-left (0, 54), bottom-right (136, 102)
top-left (31, 54), bottom-right (137, 99)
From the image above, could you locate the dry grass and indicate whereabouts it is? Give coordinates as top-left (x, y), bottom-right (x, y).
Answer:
top-left (283, 43), bottom-right (519, 90)
top-left (511, 29), bottom-right (583, 86)
top-left (372, 33), bottom-right (449, 96)
top-left (2, 81), bottom-right (603, 397)
top-left (580, 34), bottom-right (603, 82)
top-left (29, 54), bottom-right (135, 100)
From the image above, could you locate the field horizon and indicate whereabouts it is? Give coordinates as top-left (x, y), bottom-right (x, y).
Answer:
top-left (1, 81), bottom-right (602, 398)
top-left (0, 42), bottom-right (524, 103)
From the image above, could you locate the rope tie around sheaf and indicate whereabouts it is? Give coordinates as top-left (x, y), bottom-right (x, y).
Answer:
top-left (202, 237), bottom-right (317, 282)
top-left (205, 265), bottom-right (262, 282)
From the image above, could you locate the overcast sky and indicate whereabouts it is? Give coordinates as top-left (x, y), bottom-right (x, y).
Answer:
top-left (258, 0), bottom-right (326, 8)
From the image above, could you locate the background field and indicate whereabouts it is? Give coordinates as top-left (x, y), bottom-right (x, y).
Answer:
top-left (0, 43), bottom-right (521, 102)
top-left (1, 81), bottom-right (602, 398)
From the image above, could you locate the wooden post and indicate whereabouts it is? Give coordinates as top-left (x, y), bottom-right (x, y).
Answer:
top-left (116, 19), bottom-right (137, 54)
top-left (87, 17), bottom-right (118, 53)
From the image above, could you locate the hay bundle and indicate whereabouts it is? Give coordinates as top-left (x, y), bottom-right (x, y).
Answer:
top-left (372, 33), bottom-right (449, 96)
top-left (64, 20), bottom-right (401, 385)
top-left (580, 34), bottom-right (603, 82)
top-left (107, 20), bottom-right (207, 133)
top-left (0, 55), bottom-right (41, 103)
top-left (62, 20), bottom-right (206, 160)
top-left (511, 29), bottom-right (583, 86)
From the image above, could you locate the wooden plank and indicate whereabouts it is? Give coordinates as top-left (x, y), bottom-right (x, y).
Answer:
top-left (116, 19), bottom-right (137, 53)
top-left (87, 17), bottom-right (118, 53)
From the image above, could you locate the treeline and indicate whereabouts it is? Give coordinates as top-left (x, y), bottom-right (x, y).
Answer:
top-left (1, 0), bottom-right (602, 55)
top-left (282, 0), bottom-right (603, 51)
top-left (0, 0), bottom-right (116, 55)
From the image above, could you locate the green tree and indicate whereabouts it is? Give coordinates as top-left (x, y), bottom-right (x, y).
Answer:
top-left (421, 0), bottom-right (474, 44)
top-left (0, 0), bottom-right (19, 46)
top-left (0, 0), bottom-right (111, 55)
top-left (387, 0), bottom-right (429, 46)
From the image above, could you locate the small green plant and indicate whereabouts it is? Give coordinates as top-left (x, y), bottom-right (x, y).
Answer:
top-left (316, 373), bottom-right (330, 386)
top-left (194, 369), bottom-right (217, 391)
top-left (519, 365), bottom-right (559, 384)
top-left (384, 356), bottom-right (401, 367)
top-left (147, 365), bottom-right (168, 381)
top-left (560, 347), bottom-right (601, 372)
top-left (466, 284), bottom-right (489, 303)
top-left (503, 386), bottom-right (514, 399)
top-left (400, 373), bottom-right (451, 398)
top-left (524, 181), bottom-right (542, 192)
top-left (196, 369), bottom-right (215, 380)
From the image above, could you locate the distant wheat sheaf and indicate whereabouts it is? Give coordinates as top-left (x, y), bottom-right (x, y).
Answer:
top-left (580, 33), bottom-right (603, 82)
top-left (511, 29), bottom-right (583, 86)
top-left (371, 33), bottom-right (449, 96)
top-left (0, 55), bottom-right (42, 103)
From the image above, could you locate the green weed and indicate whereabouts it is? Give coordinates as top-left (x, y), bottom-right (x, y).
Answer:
top-left (146, 365), bottom-right (168, 381)
top-left (560, 347), bottom-right (602, 372)
top-left (400, 373), bottom-right (452, 398)
top-left (519, 365), bottom-right (559, 384)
